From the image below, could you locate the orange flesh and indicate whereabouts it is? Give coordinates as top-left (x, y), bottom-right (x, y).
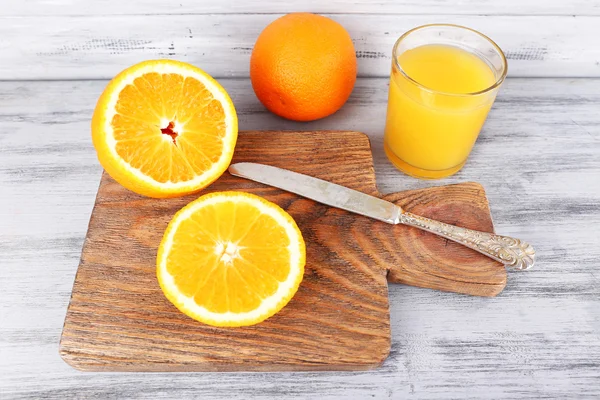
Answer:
top-left (165, 201), bottom-right (292, 313)
top-left (111, 73), bottom-right (227, 184)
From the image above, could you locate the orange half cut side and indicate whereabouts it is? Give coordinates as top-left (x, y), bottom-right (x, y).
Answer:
top-left (92, 60), bottom-right (238, 198)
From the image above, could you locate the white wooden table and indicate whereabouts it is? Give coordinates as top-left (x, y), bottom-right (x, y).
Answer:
top-left (2, 1), bottom-right (600, 398)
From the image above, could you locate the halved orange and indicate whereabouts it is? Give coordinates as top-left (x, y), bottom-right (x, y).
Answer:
top-left (157, 191), bottom-right (306, 327)
top-left (92, 60), bottom-right (238, 198)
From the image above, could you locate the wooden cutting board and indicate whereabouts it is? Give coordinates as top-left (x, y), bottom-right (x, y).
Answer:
top-left (60, 131), bottom-right (505, 372)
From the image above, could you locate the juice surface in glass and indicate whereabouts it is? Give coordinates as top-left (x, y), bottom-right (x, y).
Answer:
top-left (384, 25), bottom-right (506, 179)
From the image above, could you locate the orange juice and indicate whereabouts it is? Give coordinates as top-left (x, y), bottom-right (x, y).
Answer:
top-left (384, 26), bottom-right (506, 179)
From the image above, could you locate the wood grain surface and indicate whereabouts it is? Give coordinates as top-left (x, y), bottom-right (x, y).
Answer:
top-left (2, 0), bottom-right (600, 389)
top-left (59, 131), bottom-right (502, 372)
top-left (1, 14), bottom-right (599, 80)
top-left (2, 77), bottom-right (600, 397)
top-left (3, 0), bottom-right (597, 16)
top-left (382, 184), bottom-right (503, 295)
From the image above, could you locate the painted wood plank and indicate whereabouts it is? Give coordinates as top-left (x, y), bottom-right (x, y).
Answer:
top-left (2, 0), bottom-right (598, 16)
top-left (1, 77), bottom-right (599, 397)
top-left (0, 14), bottom-right (599, 80)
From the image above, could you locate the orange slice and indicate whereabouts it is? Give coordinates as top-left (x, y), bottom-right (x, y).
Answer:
top-left (91, 60), bottom-right (238, 198)
top-left (157, 191), bottom-right (306, 327)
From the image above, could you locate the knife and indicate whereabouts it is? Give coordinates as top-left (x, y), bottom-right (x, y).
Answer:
top-left (228, 162), bottom-right (535, 271)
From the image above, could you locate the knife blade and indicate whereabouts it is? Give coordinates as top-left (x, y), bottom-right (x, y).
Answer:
top-left (228, 162), bottom-right (402, 224)
top-left (228, 162), bottom-right (535, 270)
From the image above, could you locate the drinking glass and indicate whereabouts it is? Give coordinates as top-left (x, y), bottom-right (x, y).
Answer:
top-left (384, 24), bottom-right (507, 179)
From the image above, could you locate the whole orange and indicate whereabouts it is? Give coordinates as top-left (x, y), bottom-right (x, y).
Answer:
top-left (250, 13), bottom-right (357, 122)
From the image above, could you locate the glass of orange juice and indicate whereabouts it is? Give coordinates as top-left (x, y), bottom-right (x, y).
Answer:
top-left (384, 24), bottom-right (507, 179)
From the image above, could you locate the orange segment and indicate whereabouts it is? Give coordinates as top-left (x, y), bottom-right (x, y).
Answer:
top-left (157, 191), bottom-right (306, 327)
top-left (114, 83), bottom-right (162, 125)
top-left (238, 247), bottom-right (292, 282)
top-left (91, 60), bottom-right (238, 198)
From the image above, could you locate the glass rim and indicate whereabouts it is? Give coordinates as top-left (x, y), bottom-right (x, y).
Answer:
top-left (392, 23), bottom-right (508, 97)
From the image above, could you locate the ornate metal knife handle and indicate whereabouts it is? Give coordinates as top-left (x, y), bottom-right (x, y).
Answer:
top-left (398, 211), bottom-right (535, 270)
